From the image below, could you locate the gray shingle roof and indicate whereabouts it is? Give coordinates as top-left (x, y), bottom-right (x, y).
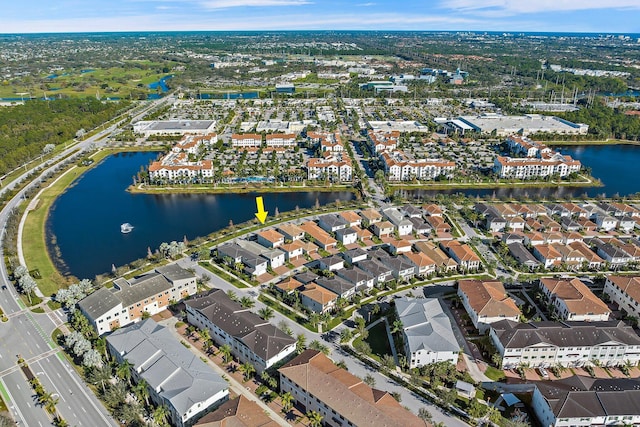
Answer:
top-left (395, 297), bottom-right (459, 354)
top-left (184, 290), bottom-right (294, 361)
top-left (106, 319), bottom-right (227, 419)
top-left (77, 287), bottom-right (122, 319)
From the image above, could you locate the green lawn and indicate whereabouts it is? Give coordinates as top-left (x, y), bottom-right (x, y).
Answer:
top-left (484, 366), bottom-right (506, 381)
top-left (365, 321), bottom-right (393, 358)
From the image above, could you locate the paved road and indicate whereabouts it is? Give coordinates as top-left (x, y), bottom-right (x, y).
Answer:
top-left (0, 96), bottom-right (172, 426)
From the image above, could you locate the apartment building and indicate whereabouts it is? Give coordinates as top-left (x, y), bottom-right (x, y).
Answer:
top-left (490, 320), bottom-right (640, 369)
top-left (380, 150), bottom-right (455, 181)
top-left (493, 154), bottom-right (581, 179)
top-left (78, 265), bottom-right (197, 335)
top-left (231, 133), bottom-right (262, 147)
top-left (457, 279), bottom-right (521, 333)
top-left (539, 277), bottom-right (610, 321)
top-left (604, 275), bottom-right (640, 320)
top-left (278, 350), bottom-right (426, 427)
top-left (185, 289), bottom-right (296, 373)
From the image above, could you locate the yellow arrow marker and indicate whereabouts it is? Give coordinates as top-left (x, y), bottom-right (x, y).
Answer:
top-left (255, 196), bottom-right (268, 224)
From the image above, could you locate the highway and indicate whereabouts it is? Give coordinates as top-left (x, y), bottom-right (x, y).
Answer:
top-left (0, 96), bottom-right (172, 426)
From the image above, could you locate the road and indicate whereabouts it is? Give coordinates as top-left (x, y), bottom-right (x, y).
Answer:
top-left (0, 96), bottom-right (173, 426)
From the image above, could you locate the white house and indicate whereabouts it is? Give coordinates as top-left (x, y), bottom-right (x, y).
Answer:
top-left (457, 279), bottom-right (521, 334)
top-left (604, 275), bottom-right (640, 320)
top-left (395, 297), bottom-right (459, 368)
top-left (539, 277), bottom-right (610, 321)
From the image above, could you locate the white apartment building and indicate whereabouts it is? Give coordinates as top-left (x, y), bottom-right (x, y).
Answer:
top-left (490, 320), bottom-right (640, 369)
top-left (539, 277), bottom-right (610, 322)
top-left (493, 154), bottom-right (581, 179)
top-left (380, 151), bottom-right (455, 181)
top-left (266, 133), bottom-right (297, 147)
top-left (604, 275), bottom-right (640, 320)
top-left (306, 154), bottom-right (352, 181)
top-left (231, 133), bottom-right (262, 147)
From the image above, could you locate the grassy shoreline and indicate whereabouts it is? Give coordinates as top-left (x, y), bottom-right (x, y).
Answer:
top-left (389, 177), bottom-right (602, 191)
top-left (127, 183), bottom-right (358, 195)
top-left (21, 149), bottom-right (122, 296)
top-left (547, 139), bottom-right (640, 146)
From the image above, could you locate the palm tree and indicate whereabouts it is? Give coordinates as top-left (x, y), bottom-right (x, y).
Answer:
top-left (103, 381), bottom-right (127, 409)
top-left (295, 334), bottom-right (307, 354)
top-left (199, 328), bottom-right (211, 343)
top-left (363, 374), bottom-right (376, 387)
top-left (88, 365), bottom-right (112, 394)
top-left (258, 307), bottom-right (275, 321)
top-left (240, 362), bottom-right (256, 382)
top-left (280, 391), bottom-right (294, 413)
top-left (203, 339), bottom-right (213, 355)
top-left (44, 395), bottom-right (59, 416)
top-left (134, 378), bottom-right (150, 406)
top-left (116, 359), bottom-right (132, 385)
top-left (219, 344), bottom-right (232, 364)
top-left (153, 405), bottom-right (170, 427)
top-left (186, 325), bottom-right (196, 338)
top-left (239, 296), bottom-right (255, 308)
top-left (391, 319), bottom-right (403, 334)
top-left (306, 410), bottom-right (323, 427)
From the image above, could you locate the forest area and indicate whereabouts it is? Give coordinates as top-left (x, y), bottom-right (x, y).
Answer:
top-left (0, 98), bottom-right (128, 175)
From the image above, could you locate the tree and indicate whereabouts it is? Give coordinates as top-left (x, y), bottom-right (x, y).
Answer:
top-left (103, 381), bottom-right (127, 408)
top-left (186, 325), bottom-right (196, 338)
top-left (306, 410), bottom-right (323, 427)
top-left (72, 337), bottom-right (91, 357)
top-left (152, 405), bottom-right (170, 427)
top-left (308, 340), bottom-right (330, 355)
top-left (295, 334), bottom-right (307, 354)
top-left (363, 374), bottom-right (376, 387)
top-left (13, 265), bottom-right (28, 279)
top-left (116, 359), bottom-right (132, 385)
top-left (219, 344), bottom-right (232, 364)
top-left (18, 274), bottom-right (37, 304)
top-left (280, 391), bottom-right (294, 413)
top-left (418, 408), bottom-right (433, 426)
top-left (82, 349), bottom-right (102, 369)
top-left (199, 328), bottom-right (211, 343)
top-left (239, 296), bottom-right (255, 308)
top-left (240, 362), bottom-right (256, 382)
top-left (392, 319), bottom-right (404, 334)
top-left (133, 378), bottom-right (150, 406)
top-left (381, 354), bottom-right (396, 371)
top-left (258, 307), bottom-right (275, 321)
top-left (226, 290), bottom-right (238, 301)
top-left (339, 329), bottom-right (353, 343)
top-left (87, 365), bottom-right (112, 394)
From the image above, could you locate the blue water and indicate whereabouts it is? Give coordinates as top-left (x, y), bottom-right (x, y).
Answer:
top-left (47, 152), bottom-right (354, 279)
top-left (80, 69), bottom-right (94, 74)
top-left (401, 144), bottom-right (640, 200)
top-left (148, 75), bottom-right (173, 93)
top-left (46, 74), bottom-right (58, 79)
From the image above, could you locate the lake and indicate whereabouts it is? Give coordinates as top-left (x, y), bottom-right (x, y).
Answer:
top-left (47, 152), bottom-right (354, 280)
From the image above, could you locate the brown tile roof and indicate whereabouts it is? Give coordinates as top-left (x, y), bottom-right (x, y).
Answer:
top-left (275, 277), bottom-right (304, 293)
top-left (458, 279), bottom-right (521, 318)
top-left (194, 395), bottom-right (279, 427)
top-left (606, 275), bottom-right (640, 305)
top-left (338, 210), bottom-right (361, 224)
top-left (258, 229), bottom-right (284, 244)
top-left (279, 350), bottom-right (426, 427)
top-left (540, 277), bottom-right (610, 316)
top-left (301, 284), bottom-right (338, 305)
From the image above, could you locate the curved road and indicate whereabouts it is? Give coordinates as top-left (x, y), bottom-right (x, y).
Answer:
top-left (0, 96), bottom-right (172, 426)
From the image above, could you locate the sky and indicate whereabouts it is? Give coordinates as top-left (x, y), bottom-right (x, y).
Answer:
top-left (2, 0), bottom-right (640, 34)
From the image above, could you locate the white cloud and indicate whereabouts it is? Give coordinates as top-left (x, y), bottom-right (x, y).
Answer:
top-left (358, 2), bottom-right (376, 6)
top-left (443, 0), bottom-right (640, 15)
top-left (199, 0), bottom-right (312, 9)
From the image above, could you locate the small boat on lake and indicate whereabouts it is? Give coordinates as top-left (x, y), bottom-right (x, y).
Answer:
top-left (121, 223), bottom-right (134, 234)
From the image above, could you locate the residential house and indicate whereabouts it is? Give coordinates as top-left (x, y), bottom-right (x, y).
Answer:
top-left (355, 259), bottom-right (393, 286)
top-left (299, 221), bottom-right (338, 251)
top-left (408, 217), bottom-right (431, 235)
top-left (336, 267), bottom-right (375, 291)
top-left (318, 255), bottom-right (344, 272)
top-left (342, 248), bottom-right (367, 265)
top-left (300, 284), bottom-right (338, 314)
top-left (359, 208), bottom-right (383, 227)
top-left (338, 210), bottom-right (362, 228)
top-left (280, 240), bottom-right (305, 261)
top-left (508, 242), bottom-right (541, 271)
top-left (425, 215), bottom-right (451, 234)
top-left (106, 319), bottom-right (229, 427)
top-left (236, 240), bottom-right (286, 270)
top-left (531, 376), bottom-right (640, 427)
top-left (78, 265), bottom-right (197, 335)
top-left (277, 223), bottom-right (305, 242)
top-left (217, 243), bottom-right (268, 276)
top-left (532, 244), bottom-right (563, 269)
top-left (457, 279), bottom-right (522, 333)
top-left (403, 251), bottom-right (437, 277)
top-left (594, 214), bottom-right (618, 232)
top-left (569, 241), bottom-right (604, 270)
top-left (278, 350), bottom-right (425, 427)
top-left (423, 204), bottom-right (444, 217)
top-left (257, 229), bottom-right (285, 248)
top-left (335, 227), bottom-right (358, 246)
top-left (593, 239), bottom-right (634, 268)
top-left (382, 207), bottom-right (413, 236)
top-left (395, 298), bottom-right (459, 368)
top-left (194, 396), bottom-right (279, 427)
top-left (440, 240), bottom-right (482, 271)
top-left (185, 289), bottom-right (296, 373)
top-left (318, 214), bottom-right (349, 234)
top-left (379, 256), bottom-right (416, 281)
top-left (371, 221), bottom-right (395, 238)
top-left (490, 319), bottom-right (640, 369)
top-left (388, 239), bottom-right (412, 255)
top-left (539, 277), bottom-right (611, 321)
top-left (414, 241), bottom-right (458, 272)
top-left (604, 275), bottom-right (640, 320)
top-left (315, 276), bottom-right (356, 300)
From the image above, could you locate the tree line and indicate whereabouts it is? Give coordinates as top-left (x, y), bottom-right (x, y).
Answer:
top-left (0, 98), bottom-right (128, 175)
